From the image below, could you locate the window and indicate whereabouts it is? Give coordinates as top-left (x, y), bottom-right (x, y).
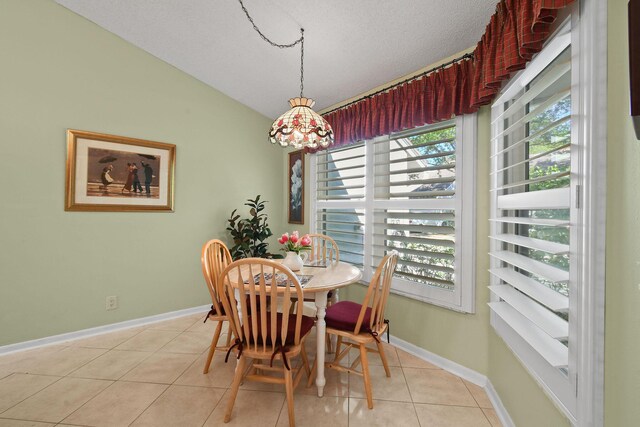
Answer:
top-left (311, 114), bottom-right (476, 312)
top-left (488, 21), bottom-right (587, 419)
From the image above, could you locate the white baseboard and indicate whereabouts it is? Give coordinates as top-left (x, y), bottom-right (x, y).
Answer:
top-left (484, 377), bottom-right (516, 427)
top-left (389, 334), bottom-right (515, 427)
top-left (0, 304), bottom-right (210, 356)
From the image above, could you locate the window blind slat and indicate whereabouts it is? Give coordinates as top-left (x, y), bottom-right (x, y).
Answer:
top-left (379, 164), bottom-right (456, 176)
top-left (377, 256), bottom-right (454, 274)
top-left (317, 184), bottom-right (365, 192)
top-left (316, 153), bottom-right (365, 165)
top-left (492, 115), bottom-right (571, 159)
top-left (493, 171), bottom-right (570, 192)
top-left (490, 268), bottom-right (569, 312)
top-left (373, 137), bottom-right (455, 154)
top-left (394, 271), bottom-right (454, 288)
top-left (490, 250), bottom-right (569, 283)
top-left (374, 150), bottom-right (455, 166)
top-left (491, 234), bottom-right (570, 255)
top-left (316, 174), bottom-right (366, 183)
top-left (489, 302), bottom-right (568, 368)
top-left (376, 212), bottom-right (455, 221)
top-left (373, 223), bottom-right (455, 235)
top-left (387, 176), bottom-right (456, 187)
top-left (373, 244), bottom-right (455, 260)
top-left (494, 89), bottom-right (570, 141)
top-left (490, 285), bottom-right (569, 339)
top-left (489, 217), bottom-right (570, 227)
top-left (380, 190), bottom-right (456, 199)
top-left (496, 188), bottom-right (570, 210)
top-left (492, 142), bottom-right (571, 175)
top-left (317, 194), bottom-right (365, 200)
top-left (492, 60), bottom-right (571, 125)
top-left (319, 164), bottom-right (365, 174)
top-left (374, 234), bottom-right (455, 248)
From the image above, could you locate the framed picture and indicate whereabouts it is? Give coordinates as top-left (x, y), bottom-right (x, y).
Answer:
top-left (288, 150), bottom-right (304, 224)
top-left (65, 129), bottom-right (176, 212)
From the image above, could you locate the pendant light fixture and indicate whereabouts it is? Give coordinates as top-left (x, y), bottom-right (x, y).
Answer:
top-left (238, 0), bottom-right (334, 149)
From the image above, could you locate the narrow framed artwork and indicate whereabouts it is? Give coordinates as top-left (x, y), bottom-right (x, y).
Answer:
top-left (288, 149), bottom-right (304, 224)
top-left (65, 129), bottom-right (176, 212)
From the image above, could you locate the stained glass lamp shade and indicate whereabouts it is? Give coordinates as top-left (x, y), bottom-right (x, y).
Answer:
top-left (269, 97), bottom-right (334, 149)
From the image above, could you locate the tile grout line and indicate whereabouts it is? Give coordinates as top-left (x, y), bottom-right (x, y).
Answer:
top-left (62, 318), bottom-right (196, 426)
top-left (0, 373), bottom-right (66, 418)
top-left (398, 360), bottom-right (422, 427)
top-left (57, 378), bottom-right (119, 425)
top-left (135, 318), bottom-right (203, 422)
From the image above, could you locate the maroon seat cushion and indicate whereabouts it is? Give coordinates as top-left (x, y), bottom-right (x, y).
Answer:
top-left (245, 312), bottom-right (315, 346)
top-left (325, 301), bottom-right (371, 332)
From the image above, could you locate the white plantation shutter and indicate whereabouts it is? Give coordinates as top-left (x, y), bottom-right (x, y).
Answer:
top-left (316, 208), bottom-right (365, 268)
top-left (489, 22), bottom-right (577, 414)
top-left (316, 143), bottom-right (365, 200)
top-left (315, 143), bottom-right (366, 268)
top-left (371, 123), bottom-right (458, 293)
top-left (312, 115), bottom-right (476, 312)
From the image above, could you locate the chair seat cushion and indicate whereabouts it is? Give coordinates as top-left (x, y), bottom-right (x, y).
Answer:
top-left (245, 312), bottom-right (315, 346)
top-left (325, 301), bottom-right (370, 332)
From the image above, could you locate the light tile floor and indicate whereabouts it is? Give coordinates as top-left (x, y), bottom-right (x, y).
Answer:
top-left (0, 312), bottom-right (502, 427)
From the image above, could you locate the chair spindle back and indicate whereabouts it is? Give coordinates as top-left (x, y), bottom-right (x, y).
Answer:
top-left (219, 259), bottom-right (306, 354)
top-left (201, 239), bottom-right (233, 317)
top-left (308, 233), bottom-right (340, 265)
top-left (353, 250), bottom-right (399, 335)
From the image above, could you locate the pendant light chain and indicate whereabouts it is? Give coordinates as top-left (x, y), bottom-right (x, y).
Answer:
top-left (237, 0), bottom-right (305, 97)
top-left (299, 29), bottom-right (304, 98)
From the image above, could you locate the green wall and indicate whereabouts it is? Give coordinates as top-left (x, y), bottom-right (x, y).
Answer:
top-left (0, 0), bottom-right (288, 346)
top-left (604, 0), bottom-right (640, 425)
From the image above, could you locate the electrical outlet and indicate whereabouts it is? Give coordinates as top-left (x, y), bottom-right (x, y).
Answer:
top-left (106, 296), bottom-right (118, 311)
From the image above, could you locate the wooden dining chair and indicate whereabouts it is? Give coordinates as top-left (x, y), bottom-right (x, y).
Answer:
top-left (201, 239), bottom-right (233, 374)
top-left (307, 233), bottom-right (340, 266)
top-left (219, 258), bottom-right (313, 427)
top-left (310, 250), bottom-right (399, 409)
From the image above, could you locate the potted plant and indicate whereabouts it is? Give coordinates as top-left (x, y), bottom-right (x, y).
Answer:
top-left (227, 195), bottom-right (280, 260)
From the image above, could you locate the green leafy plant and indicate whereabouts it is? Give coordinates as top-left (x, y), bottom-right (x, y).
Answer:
top-left (227, 195), bottom-right (279, 260)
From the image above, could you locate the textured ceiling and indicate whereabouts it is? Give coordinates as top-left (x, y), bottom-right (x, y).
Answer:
top-left (55, 0), bottom-right (497, 119)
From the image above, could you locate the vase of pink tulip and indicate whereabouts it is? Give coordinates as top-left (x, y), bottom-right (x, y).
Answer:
top-left (278, 231), bottom-right (311, 271)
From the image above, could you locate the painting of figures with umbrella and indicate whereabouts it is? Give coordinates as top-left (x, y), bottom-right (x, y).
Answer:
top-left (65, 130), bottom-right (175, 212)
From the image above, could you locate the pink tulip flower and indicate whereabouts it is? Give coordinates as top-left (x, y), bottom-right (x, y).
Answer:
top-left (300, 236), bottom-right (311, 246)
top-left (290, 234), bottom-right (299, 243)
top-left (280, 233), bottom-right (289, 243)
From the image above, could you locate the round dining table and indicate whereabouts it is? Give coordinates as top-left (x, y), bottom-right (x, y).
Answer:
top-left (297, 261), bottom-right (362, 397)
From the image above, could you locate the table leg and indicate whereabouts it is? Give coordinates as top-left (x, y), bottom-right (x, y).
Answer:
top-left (314, 290), bottom-right (329, 397)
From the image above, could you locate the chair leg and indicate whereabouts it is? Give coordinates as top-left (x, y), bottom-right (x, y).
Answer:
top-left (326, 334), bottom-right (333, 354)
top-left (306, 357), bottom-right (317, 388)
top-left (225, 324), bottom-right (232, 348)
top-left (375, 340), bottom-right (391, 378)
top-left (300, 344), bottom-right (311, 378)
top-left (284, 366), bottom-right (296, 427)
top-left (224, 354), bottom-right (247, 423)
top-left (203, 321), bottom-right (223, 374)
top-left (334, 336), bottom-right (343, 361)
top-left (359, 343), bottom-right (374, 409)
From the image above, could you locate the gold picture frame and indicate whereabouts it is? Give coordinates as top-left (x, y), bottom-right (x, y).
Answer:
top-left (288, 150), bottom-right (304, 224)
top-left (65, 129), bottom-right (176, 212)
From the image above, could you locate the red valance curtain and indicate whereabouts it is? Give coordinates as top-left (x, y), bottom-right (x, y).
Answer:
top-left (320, 0), bottom-right (575, 150)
